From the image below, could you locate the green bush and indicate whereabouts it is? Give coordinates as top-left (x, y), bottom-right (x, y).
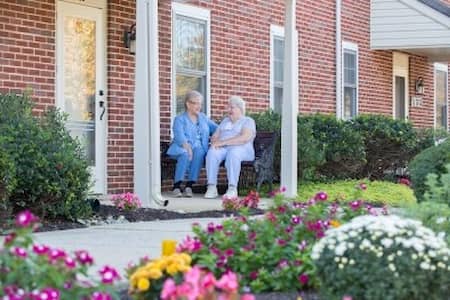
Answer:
top-left (414, 127), bottom-right (449, 154)
top-left (352, 114), bottom-right (418, 179)
top-left (301, 114), bottom-right (366, 180)
top-left (424, 163), bottom-right (450, 205)
top-left (0, 92), bottom-right (92, 220)
top-left (399, 201), bottom-right (450, 245)
top-left (409, 139), bottom-right (450, 202)
top-left (298, 180), bottom-right (416, 207)
top-left (312, 215), bottom-right (450, 300)
top-left (0, 139), bottom-right (16, 224)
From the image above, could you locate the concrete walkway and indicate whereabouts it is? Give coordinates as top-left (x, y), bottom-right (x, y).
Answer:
top-left (15, 193), bottom-right (273, 281)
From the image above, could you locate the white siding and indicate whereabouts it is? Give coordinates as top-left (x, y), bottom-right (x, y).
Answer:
top-left (371, 0), bottom-right (450, 50)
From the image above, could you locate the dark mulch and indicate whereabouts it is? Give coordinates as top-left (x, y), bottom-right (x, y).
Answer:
top-left (1, 203), bottom-right (265, 234)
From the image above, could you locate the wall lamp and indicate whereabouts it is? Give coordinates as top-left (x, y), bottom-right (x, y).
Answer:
top-left (123, 23), bottom-right (136, 55)
top-left (415, 77), bottom-right (424, 95)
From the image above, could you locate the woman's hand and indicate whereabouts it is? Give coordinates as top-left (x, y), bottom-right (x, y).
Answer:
top-left (182, 143), bottom-right (193, 160)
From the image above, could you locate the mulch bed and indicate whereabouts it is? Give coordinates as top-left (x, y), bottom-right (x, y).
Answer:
top-left (1, 203), bottom-right (265, 234)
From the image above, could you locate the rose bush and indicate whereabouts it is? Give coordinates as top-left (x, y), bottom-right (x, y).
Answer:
top-left (1, 211), bottom-right (119, 300)
top-left (312, 214), bottom-right (450, 300)
top-left (111, 192), bottom-right (142, 211)
top-left (179, 187), bottom-right (383, 293)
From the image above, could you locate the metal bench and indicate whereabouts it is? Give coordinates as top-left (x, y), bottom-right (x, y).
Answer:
top-left (160, 131), bottom-right (279, 191)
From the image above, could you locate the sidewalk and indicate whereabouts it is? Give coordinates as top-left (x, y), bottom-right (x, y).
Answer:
top-left (33, 217), bottom-right (225, 279)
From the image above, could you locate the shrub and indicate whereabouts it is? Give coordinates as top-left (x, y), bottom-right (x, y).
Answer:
top-left (399, 202), bottom-right (450, 245)
top-left (0, 92), bottom-right (92, 220)
top-left (301, 114), bottom-right (366, 180)
top-left (352, 114), bottom-right (418, 179)
top-left (0, 139), bottom-right (16, 224)
top-left (222, 190), bottom-right (260, 210)
top-left (179, 190), bottom-right (384, 293)
top-left (298, 180), bottom-right (416, 207)
top-left (424, 163), bottom-right (450, 205)
top-left (414, 127), bottom-right (449, 154)
top-left (409, 139), bottom-right (450, 202)
top-left (1, 210), bottom-right (119, 299)
top-left (312, 215), bottom-right (450, 300)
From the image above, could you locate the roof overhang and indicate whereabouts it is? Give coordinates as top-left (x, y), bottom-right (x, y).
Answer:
top-left (371, 0), bottom-right (450, 61)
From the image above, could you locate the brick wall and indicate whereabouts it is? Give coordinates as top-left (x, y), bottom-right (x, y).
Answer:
top-left (0, 0), bottom-right (55, 113)
top-left (107, 0), bottom-right (135, 193)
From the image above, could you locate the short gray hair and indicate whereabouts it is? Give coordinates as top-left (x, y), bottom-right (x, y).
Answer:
top-left (229, 95), bottom-right (246, 115)
top-left (184, 90), bottom-right (203, 108)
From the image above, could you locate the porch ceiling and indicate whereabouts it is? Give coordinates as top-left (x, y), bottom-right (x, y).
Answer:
top-left (371, 0), bottom-right (450, 61)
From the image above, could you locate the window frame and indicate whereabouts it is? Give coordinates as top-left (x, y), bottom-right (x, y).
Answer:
top-left (171, 3), bottom-right (211, 122)
top-left (341, 41), bottom-right (359, 120)
top-left (434, 62), bottom-right (449, 130)
top-left (270, 25), bottom-right (285, 113)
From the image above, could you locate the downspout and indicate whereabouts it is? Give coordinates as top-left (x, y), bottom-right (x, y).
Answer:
top-left (336, 0), bottom-right (342, 119)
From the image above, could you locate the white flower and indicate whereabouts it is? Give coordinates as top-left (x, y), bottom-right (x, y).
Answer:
top-left (436, 217), bottom-right (446, 224)
top-left (338, 263), bottom-right (344, 269)
top-left (381, 238), bottom-right (393, 248)
top-left (335, 243), bottom-right (347, 256)
top-left (420, 262), bottom-right (430, 270)
top-left (387, 254), bottom-right (395, 261)
top-left (388, 263), bottom-right (396, 272)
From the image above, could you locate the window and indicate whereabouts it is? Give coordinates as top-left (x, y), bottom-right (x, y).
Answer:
top-left (435, 63), bottom-right (448, 130)
top-left (342, 42), bottom-right (358, 119)
top-left (172, 3), bottom-right (210, 117)
top-left (270, 25), bottom-right (284, 114)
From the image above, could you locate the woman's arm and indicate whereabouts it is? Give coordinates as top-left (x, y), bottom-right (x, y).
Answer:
top-left (173, 115), bottom-right (192, 159)
top-left (211, 118), bottom-right (256, 148)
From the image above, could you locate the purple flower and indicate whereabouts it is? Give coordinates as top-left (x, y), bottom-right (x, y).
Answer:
top-left (349, 200), bottom-right (363, 211)
top-left (277, 239), bottom-right (287, 246)
top-left (91, 292), bottom-right (112, 300)
top-left (11, 247), bottom-right (27, 258)
top-left (65, 257), bottom-right (76, 269)
top-left (291, 215), bottom-right (301, 224)
top-left (15, 210), bottom-right (39, 228)
top-left (38, 288), bottom-right (60, 300)
top-left (298, 274), bottom-right (309, 285)
top-left (249, 270), bottom-right (259, 280)
top-left (99, 265), bottom-right (120, 284)
top-left (33, 244), bottom-right (50, 256)
top-left (48, 248), bottom-right (67, 262)
top-left (215, 224), bottom-right (223, 231)
top-left (285, 225), bottom-right (293, 233)
top-left (207, 222), bottom-right (215, 233)
top-left (358, 182), bottom-right (367, 190)
top-left (224, 248), bottom-right (235, 257)
top-left (314, 191), bottom-right (328, 201)
top-left (4, 233), bottom-right (16, 246)
top-left (278, 259), bottom-right (289, 269)
top-left (75, 250), bottom-right (94, 265)
top-left (298, 240), bottom-right (308, 251)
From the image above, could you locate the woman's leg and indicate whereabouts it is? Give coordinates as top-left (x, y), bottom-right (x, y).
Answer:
top-left (225, 147), bottom-right (254, 187)
top-left (188, 147), bottom-right (206, 182)
top-left (205, 147), bottom-right (227, 185)
top-left (174, 152), bottom-right (189, 183)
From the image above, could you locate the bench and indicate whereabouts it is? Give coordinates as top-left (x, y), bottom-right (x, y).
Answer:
top-left (160, 131), bottom-right (279, 192)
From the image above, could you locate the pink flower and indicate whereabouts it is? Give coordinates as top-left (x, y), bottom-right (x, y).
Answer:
top-left (200, 272), bottom-right (216, 292)
top-left (291, 215), bottom-right (301, 224)
top-left (15, 210), bottom-right (39, 228)
top-left (349, 200), bottom-right (363, 211)
top-left (342, 296), bottom-right (353, 300)
top-left (314, 191), bottom-right (328, 201)
top-left (207, 222), bottom-right (216, 233)
top-left (241, 295), bottom-right (255, 300)
top-left (33, 244), bottom-right (50, 256)
top-left (249, 271), bottom-right (259, 280)
top-left (75, 250), bottom-right (94, 265)
top-left (224, 248), bottom-right (235, 257)
top-left (177, 235), bottom-right (203, 253)
top-left (98, 265), bottom-right (120, 284)
top-left (215, 271), bottom-right (239, 293)
top-left (39, 288), bottom-right (60, 300)
top-left (398, 177), bottom-right (411, 187)
top-left (48, 248), bottom-right (67, 263)
top-left (64, 257), bottom-right (76, 269)
top-left (358, 182), bottom-right (367, 190)
top-left (4, 233), bottom-right (16, 246)
top-left (91, 291), bottom-right (112, 300)
top-left (298, 273), bottom-right (309, 285)
top-left (161, 278), bottom-right (178, 299)
top-left (11, 246), bottom-right (27, 258)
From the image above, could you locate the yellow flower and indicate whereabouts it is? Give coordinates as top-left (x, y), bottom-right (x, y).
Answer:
top-left (177, 264), bottom-right (191, 273)
top-left (297, 297), bottom-right (303, 300)
top-left (178, 253), bottom-right (192, 265)
top-left (330, 220), bottom-right (341, 228)
top-left (166, 263), bottom-right (179, 275)
top-left (147, 268), bottom-right (163, 279)
top-left (137, 278), bottom-right (150, 291)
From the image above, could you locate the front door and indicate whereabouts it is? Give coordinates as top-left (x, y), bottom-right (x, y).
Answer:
top-left (392, 52), bottom-right (409, 120)
top-left (56, 1), bottom-right (106, 194)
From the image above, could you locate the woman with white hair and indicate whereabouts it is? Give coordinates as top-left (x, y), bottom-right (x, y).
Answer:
top-left (204, 96), bottom-right (256, 198)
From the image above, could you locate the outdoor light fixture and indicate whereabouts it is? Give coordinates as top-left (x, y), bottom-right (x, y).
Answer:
top-left (415, 77), bottom-right (424, 95)
top-left (123, 23), bottom-right (136, 55)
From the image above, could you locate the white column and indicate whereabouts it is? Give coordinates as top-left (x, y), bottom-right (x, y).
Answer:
top-left (281, 0), bottom-right (298, 198)
top-left (134, 0), bottom-right (167, 207)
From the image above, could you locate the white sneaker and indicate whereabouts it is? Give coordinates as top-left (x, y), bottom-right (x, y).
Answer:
top-left (204, 184), bottom-right (218, 199)
top-left (224, 185), bottom-right (238, 198)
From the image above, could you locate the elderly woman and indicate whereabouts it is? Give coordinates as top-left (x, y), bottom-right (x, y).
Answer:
top-left (167, 91), bottom-right (217, 197)
top-left (204, 96), bottom-right (256, 198)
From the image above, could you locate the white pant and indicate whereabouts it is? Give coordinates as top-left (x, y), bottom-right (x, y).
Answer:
top-left (206, 146), bottom-right (254, 186)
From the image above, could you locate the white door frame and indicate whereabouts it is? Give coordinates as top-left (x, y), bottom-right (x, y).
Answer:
top-left (56, 0), bottom-right (107, 194)
top-left (434, 62), bottom-right (448, 130)
top-left (392, 52), bottom-right (409, 120)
